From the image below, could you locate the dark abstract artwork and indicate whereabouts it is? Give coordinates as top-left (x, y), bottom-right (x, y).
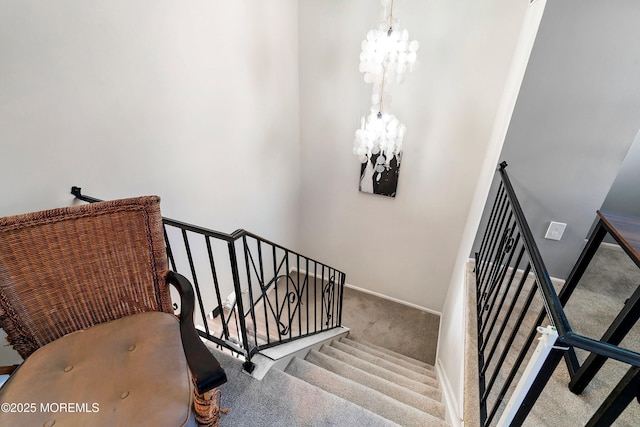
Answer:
top-left (359, 152), bottom-right (400, 198)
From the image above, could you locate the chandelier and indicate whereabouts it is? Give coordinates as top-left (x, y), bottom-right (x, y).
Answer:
top-left (353, 0), bottom-right (418, 171)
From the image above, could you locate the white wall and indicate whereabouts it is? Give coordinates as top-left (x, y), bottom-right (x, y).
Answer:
top-left (298, 0), bottom-right (529, 314)
top-left (0, 0), bottom-right (301, 247)
top-left (0, 0), bottom-right (301, 364)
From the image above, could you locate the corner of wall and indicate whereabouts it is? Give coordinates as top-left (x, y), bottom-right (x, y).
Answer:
top-left (435, 1), bottom-right (547, 424)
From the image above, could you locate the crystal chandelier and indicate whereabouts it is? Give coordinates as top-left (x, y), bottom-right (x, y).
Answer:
top-left (353, 0), bottom-right (418, 170)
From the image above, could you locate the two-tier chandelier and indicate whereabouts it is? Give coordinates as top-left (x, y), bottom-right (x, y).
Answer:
top-left (353, 0), bottom-right (418, 175)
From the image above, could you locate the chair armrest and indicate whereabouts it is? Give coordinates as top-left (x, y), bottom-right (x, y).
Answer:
top-left (0, 365), bottom-right (18, 376)
top-left (166, 271), bottom-right (227, 394)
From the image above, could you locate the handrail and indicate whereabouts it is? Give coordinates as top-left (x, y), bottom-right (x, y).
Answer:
top-left (498, 164), bottom-right (640, 368)
top-left (562, 332), bottom-right (640, 366)
top-left (475, 163), bottom-right (640, 427)
top-left (497, 163), bottom-right (572, 337)
top-left (73, 186), bottom-right (244, 242)
top-left (71, 186), bottom-right (346, 371)
top-left (73, 186), bottom-right (335, 266)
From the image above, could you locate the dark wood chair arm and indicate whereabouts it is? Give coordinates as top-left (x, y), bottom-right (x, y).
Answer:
top-left (166, 271), bottom-right (227, 394)
top-left (0, 365), bottom-right (18, 376)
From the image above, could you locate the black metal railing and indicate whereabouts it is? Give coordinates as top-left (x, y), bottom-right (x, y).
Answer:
top-left (71, 187), bottom-right (345, 372)
top-left (474, 162), bottom-right (640, 426)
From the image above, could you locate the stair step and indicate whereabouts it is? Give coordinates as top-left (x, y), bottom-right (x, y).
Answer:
top-left (340, 337), bottom-right (435, 375)
top-left (305, 350), bottom-right (446, 418)
top-left (331, 340), bottom-right (436, 383)
top-left (318, 344), bottom-right (441, 397)
top-left (207, 345), bottom-right (399, 427)
top-left (285, 357), bottom-right (448, 427)
top-left (347, 336), bottom-right (434, 370)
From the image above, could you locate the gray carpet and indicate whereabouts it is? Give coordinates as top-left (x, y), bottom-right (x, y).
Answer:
top-left (211, 335), bottom-right (450, 427)
top-left (210, 286), bottom-right (446, 426)
top-left (204, 280), bottom-right (441, 366)
top-left (340, 286), bottom-right (440, 365)
top-left (284, 337), bottom-right (448, 427)
top-left (209, 344), bottom-right (397, 427)
top-left (465, 243), bottom-right (640, 426)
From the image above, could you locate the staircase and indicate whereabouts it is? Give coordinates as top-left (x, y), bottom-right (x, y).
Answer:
top-left (283, 336), bottom-right (449, 427)
top-left (205, 284), bottom-right (450, 425)
top-left (208, 332), bottom-right (450, 426)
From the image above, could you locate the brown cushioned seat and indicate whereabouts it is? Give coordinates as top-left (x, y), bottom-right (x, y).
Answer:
top-left (0, 312), bottom-right (195, 427)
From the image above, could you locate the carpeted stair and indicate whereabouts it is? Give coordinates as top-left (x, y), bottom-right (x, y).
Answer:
top-left (284, 336), bottom-right (449, 427)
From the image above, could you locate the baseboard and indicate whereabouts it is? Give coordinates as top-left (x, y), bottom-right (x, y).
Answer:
top-left (344, 283), bottom-right (442, 316)
top-left (437, 357), bottom-right (463, 427)
top-left (289, 267), bottom-right (442, 316)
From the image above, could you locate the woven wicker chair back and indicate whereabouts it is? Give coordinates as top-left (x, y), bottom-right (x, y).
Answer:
top-left (0, 196), bottom-right (172, 358)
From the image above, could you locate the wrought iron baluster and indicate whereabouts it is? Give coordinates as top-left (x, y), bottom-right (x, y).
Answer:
top-left (477, 182), bottom-right (505, 275)
top-left (339, 272), bottom-right (345, 326)
top-left (481, 224), bottom-right (519, 331)
top-left (320, 264), bottom-right (325, 330)
top-left (163, 224), bottom-right (177, 272)
top-left (273, 246), bottom-right (282, 342)
top-left (285, 251), bottom-right (291, 337)
top-left (242, 236), bottom-right (258, 348)
top-left (483, 277), bottom-right (539, 426)
top-left (297, 254), bottom-right (302, 338)
top-left (323, 271), bottom-right (335, 328)
top-left (305, 258), bottom-right (310, 335)
top-left (478, 188), bottom-right (509, 291)
top-left (206, 235), bottom-right (228, 340)
top-left (257, 239), bottom-right (270, 344)
top-left (314, 261), bottom-right (318, 333)
top-left (481, 240), bottom-right (525, 349)
top-left (482, 212), bottom-right (514, 312)
top-left (181, 229), bottom-right (210, 337)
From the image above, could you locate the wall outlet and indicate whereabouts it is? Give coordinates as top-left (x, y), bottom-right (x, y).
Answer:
top-left (545, 221), bottom-right (566, 241)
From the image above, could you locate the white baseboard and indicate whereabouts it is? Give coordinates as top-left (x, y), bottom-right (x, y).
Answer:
top-left (289, 267), bottom-right (442, 316)
top-left (344, 283), bottom-right (442, 316)
top-left (437, 358), bottom-right (463, 427)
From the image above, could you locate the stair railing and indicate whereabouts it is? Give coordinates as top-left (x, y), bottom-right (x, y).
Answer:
top-left (71, 187), bottom-right (345, 373)
top-left (474, 163), bottom-right (640, 426)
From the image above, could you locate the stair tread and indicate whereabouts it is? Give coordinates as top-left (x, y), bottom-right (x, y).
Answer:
top-left (285, 357), bottom-right (448, 427)
top-left (331, 340), bottom-right (437, 383)
top-left (306, 350), bottom-right (445, 417)
top-left (347, 336), bottom-right (434, 370)
top-left (208, 345), bottom-right (399, 427)
top-left (340, 337), bottom-right (435, 375)
top-left (318, 344), bottom-right (441, 396)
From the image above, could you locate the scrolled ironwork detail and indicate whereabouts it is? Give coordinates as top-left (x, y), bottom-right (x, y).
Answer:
top-left (322, 275), bottom-right (336, 326)
top-left (276, 288), bottom-right (300, 335)
top-left (504, 237), bottom-right (515, 254)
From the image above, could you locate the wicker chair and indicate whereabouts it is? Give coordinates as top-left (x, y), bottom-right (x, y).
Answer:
top-left (0, 196), bottom-right (227, 426)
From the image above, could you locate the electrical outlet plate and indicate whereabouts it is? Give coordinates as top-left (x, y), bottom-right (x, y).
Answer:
top-left (545, 221), bottom-right (566, 241)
